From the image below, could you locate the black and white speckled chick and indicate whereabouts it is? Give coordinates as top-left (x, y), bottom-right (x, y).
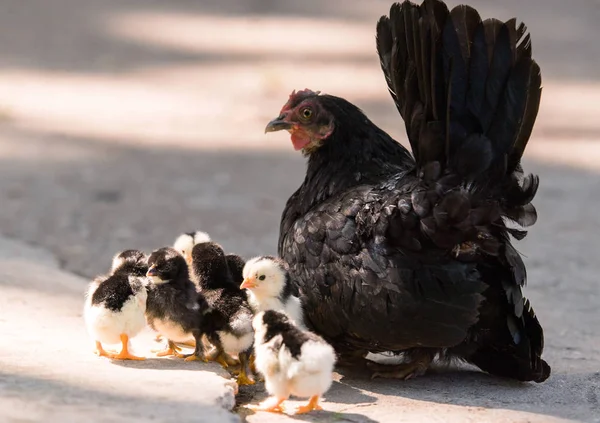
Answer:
top-left (250, 310), bottom-right (336, 414)
top-left (145, 247), bottom-right (210, 361)
top-left (241, 256), bottom-right (304, 328)
top-left (191, 241), bottom-right (255, 385)
top-left (84, 249), bottom-right (149, 360)
top-left (173, 230), bottom-right (245, 286)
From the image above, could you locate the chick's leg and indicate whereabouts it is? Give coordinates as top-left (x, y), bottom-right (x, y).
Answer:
top-left (236, 351), bottom-right (255, 386)
top-left (184, 331), bottom-right (207, 362)
top-left (223, 352), bottom-right (239, 366)
top-left (155, 340), bottom-right (185, 358)
top-left (367, 348), bottom-right (435, 380)
top-left (111, 334), bottom-right (145, 360)
top-left (179, 339), bottom-right (196, 348)
top-left (206, 341), bottom-right (238, 368)
top-left (248, 396), bottom-right (286, 413)
top-left (94, 341), bottom-right (115, 358)
top-left (248, 352), bottom-right (264, 382)
top-left (293, 395), bottom-right (323, 414)
top-left (249, 352), bottom-right (256, 373)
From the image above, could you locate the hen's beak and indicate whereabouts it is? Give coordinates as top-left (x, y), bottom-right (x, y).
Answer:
top-left (146, 265), bottom-right (158, 277)
top-left (240, 277), bottom-right (257, 290)
top-left (265, 116), bottom-right (293, 133)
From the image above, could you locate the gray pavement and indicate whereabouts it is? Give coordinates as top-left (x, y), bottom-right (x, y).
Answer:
top-left (0, 0), bottom-right (598, 422)
top-left (0, 236), bottom-right (239, 423)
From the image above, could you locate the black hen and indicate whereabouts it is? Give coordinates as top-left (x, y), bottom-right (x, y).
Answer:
top-left (266, 0), bottom-right (549, 382)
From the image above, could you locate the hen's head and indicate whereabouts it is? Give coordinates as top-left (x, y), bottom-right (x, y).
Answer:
top-left (265, 89), bottom-right (335, 154)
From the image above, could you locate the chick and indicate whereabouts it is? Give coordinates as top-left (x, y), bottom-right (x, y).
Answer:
top-left (173, 231), bottom-right (211, 265)
top-left (84, 250), bottom-right (148, 360)
top-left (174, 230), bottom-right (246, 284)
top-left (240, 256), bottom-right (304, 328)
top-left (172, 231), bottom-right (246, 356)
top-left (225, 253), bottom-right (246, 285)
top-left (250, 310), bottom-right (336, 414)
top-left (191, 241), bottom-right (255, 385)
top-left (145, 247), bottom-right (209, 361)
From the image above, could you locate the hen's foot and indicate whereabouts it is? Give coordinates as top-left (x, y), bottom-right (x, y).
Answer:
top-left (368, 350), bottom-right (435, 380)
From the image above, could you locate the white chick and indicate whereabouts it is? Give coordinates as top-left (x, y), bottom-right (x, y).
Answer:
top-left (250, 310), bottom-right (336, 414)
top-left (84, 250), bottom-right (148, 360)
top-left (241, 256), bottom-right (305, 328)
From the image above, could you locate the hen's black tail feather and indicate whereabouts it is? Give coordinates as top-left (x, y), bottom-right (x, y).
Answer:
top-left (465, 298), bottom-right (550, 382)
top-left (377, 0), bottom-right (548, 382)
top-left (376, 0), bottom-right (541, 243)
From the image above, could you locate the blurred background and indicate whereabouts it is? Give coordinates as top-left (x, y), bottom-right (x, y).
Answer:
top-left (0, 0), bottom-right (598, 369)
top-left (0, 2), bottom-right (599, 421)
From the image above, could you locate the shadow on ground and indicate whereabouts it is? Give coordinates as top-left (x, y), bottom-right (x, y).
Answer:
top-left (0, 370), bottom-right (235, 422)
top-left (1, 123), bottom-right (597, 421)
top-left (0, 0), bottom-right (598, 422)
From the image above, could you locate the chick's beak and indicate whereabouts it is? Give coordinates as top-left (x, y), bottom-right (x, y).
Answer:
top-left (265, 115), bottom-right (293, 133)
top-left (146, 265), bottom-right (157, 277)
top-left (240, 277), bottom-right (257, 290)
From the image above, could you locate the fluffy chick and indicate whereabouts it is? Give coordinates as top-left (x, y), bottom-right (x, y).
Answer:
top-left (250, 310), bottom-right (336, 414)
top-left (241, 256), bottom-right (304, 328)
top-left (191, 241), bottom-right (255, 385)
top-left (173, 231), bottom-right (211, 264)
top-left (173, 231), bottom-right (246, 359)
top-left (84, 249), bottom-right (148, 360)
top-left (174, 230), bottom-right (246, 286)
top-left (145, 247), bottom-right (209, 361)
top-left (225, 253), bottom-right (245, 285)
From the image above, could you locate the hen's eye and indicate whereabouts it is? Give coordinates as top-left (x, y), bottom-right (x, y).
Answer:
top-left (258, 275), bottom-right (266, 281)
top-left (301, 108), bottom-right (313, 119)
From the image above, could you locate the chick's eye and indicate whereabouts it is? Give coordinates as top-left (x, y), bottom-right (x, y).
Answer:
top-left (300, 107), bottom-right (312, 119)
top-left (258, 275), bottom-right (266, 281)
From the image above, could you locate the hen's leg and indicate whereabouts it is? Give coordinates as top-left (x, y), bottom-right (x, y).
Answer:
top-left (336, 349), bottom-right (369, 367)
top-left (368, 349), bottom-right (436, 380)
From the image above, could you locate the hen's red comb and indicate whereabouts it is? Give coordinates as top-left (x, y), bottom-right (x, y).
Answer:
top-left (280, 88), bottom-right (321, 113)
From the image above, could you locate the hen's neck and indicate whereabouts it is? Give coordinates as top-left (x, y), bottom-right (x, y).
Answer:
top-left (298, 122), bottom-right (413, 210)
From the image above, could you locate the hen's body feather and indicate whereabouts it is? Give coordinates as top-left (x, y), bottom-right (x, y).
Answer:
top-left (278, 0), bottom-right (549, 382)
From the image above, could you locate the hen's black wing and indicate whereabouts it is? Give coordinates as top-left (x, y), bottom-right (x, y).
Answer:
top-left (281, 180), bottom-right (486, 352)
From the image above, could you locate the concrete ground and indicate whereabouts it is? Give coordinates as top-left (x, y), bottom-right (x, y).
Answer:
top-left (0, 236), bottom-right (238, 422)
top-left (0, 0), bottom-right (598, 422)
